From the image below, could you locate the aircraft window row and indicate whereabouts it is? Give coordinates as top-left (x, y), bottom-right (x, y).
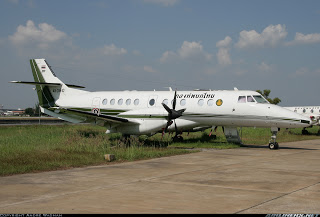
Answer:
top-left (299, 109), bottom-right (319, 113)
top-left (103, 98), bottom-right (216, 107)
top-left (237, 95), bottom-right (268, 104)
top-left (162, 98), bottom-right (215, 107)
top-left (102, 98), bottom-right (140, 106)
top-left (294, 107), bottom-right (320, 110)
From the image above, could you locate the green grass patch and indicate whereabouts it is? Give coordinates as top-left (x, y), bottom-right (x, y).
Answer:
top-left (0, 125), bottom-right (194, 176)
top-left (239, 126), bottom-right (320, 145)
top-left (1, 124), bottom-right (319, 176)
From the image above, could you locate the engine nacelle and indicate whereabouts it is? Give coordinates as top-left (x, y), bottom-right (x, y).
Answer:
top-left (106, 119), bottom-right (167, 135)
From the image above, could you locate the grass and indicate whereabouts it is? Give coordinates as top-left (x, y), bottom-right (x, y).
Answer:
top-left (239, 126), bottom-right (320, 145)
top-left (0, 125), bottom-right (195, 176)
top-left (0, 124), bottom-right (319, 176)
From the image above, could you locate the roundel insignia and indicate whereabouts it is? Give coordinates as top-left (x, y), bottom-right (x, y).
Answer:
top-left (216, 99), bottom-right (223, 106)
top-left (92, 108), bottom-right (100, 114)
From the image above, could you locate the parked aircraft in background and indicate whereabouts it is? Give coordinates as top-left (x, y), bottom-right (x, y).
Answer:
top-left (11, 59), bottom-right (312, 150)
top-left (284, 106), bottom-right (320, 134)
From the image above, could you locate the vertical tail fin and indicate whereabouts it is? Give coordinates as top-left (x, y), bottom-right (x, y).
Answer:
top-left (30, 59), bottom-right (67, 108)
top-left (30, 59), bottom-right (64, 84)
top-left (11, 59), bottom-right (86, 109)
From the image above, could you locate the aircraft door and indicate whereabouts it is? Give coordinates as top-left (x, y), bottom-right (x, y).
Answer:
top-left (91, 97), bottom-right (101, 115)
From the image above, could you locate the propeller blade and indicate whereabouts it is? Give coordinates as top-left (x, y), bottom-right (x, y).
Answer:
top-left (174, 120), bottom-right (179, 135)
top-left (164, 120), bottom-right (173, 132)
top-left (162, 103), bottom-right (172, 114)
top-left (161, 89), bottom-right (186, 137)
top-left (172, 90), bottom-right (177, 110)
top-left (161, 128), bottom-right (165, 140)
top-left (177, 108), bottom-right (186, 114)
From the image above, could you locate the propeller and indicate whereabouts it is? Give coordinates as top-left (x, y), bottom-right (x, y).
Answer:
top-left (161, 90), bottom-right (186, 137)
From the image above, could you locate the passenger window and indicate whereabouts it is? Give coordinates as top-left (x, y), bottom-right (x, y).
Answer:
top-left (207, 99), bottom-right (214, 106)
top-left (162, 99), bottom-right (168, 105)
top-left (180, 99), bottom-right (186, 106)
top-left (149, 99), bottom-right (155, 106)
top-left (198, 99), bottom-right (204, 106)
top-left (134, 99), bottom-right (139, 105)
top-left (126, 99), bottom-right (131, 105)
top-left (118, 99), bottom-right (123, 105)
top-left (110, 99), bottom-right (115, 105)
top-left (238, 96), bottom-right (246, 103)
top-left (102, 99), bottom-right (107, 105)
top-left (247, 96), bottom-right (255, 102)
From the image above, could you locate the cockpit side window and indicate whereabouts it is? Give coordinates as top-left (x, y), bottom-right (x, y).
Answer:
top-left (247, 95), bottom-right (255, 102)
top-left (253, 95), bottom-right (269, 104)
top-left (238, 96), bottom-right (246, 103)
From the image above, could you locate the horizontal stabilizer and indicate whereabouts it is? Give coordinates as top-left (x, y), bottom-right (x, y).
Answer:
top-left (10, 81), bottom-right (85, 89)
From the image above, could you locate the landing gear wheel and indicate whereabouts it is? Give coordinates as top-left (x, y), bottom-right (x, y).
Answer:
top-left (269, 142), bottom-right (279, 150)
top-left (172, 135), bottom-right (183, 143)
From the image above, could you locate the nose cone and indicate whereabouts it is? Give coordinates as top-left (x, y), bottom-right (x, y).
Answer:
top-left (269, 104), bottom-right (311, 128)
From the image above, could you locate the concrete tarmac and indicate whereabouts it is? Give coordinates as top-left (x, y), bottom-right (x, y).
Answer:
top-left (1, 140), bottom-right (320, 214)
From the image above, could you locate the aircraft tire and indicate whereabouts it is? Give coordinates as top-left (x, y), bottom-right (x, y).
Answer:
top-left (172, 135), bottom-right (183, 143)
top-left (269, 142), bottom-right (279, 150)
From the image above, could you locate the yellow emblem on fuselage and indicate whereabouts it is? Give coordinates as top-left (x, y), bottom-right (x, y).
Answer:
top-left (216, 99), bottom-right (223, 106)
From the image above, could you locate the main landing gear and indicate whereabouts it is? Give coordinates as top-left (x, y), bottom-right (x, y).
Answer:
top-left (172, 134), bottom-right (183, 143)
top-left (269, 127), bottom-right (279, 150)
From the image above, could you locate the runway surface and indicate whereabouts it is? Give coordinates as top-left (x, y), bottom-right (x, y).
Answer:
top-left (1, 139), bottom-right (320, 214)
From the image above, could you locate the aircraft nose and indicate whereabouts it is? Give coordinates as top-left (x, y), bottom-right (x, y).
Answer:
top-left (300, 118), bottom-right (311, 125)
top-left (271, 105), bottom-right (312, 128)
top-left (295, 113), bottom-right (311, 126)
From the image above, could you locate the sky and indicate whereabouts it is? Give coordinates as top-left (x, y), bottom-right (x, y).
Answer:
top-left (1, 0), bottom-right (320, 109)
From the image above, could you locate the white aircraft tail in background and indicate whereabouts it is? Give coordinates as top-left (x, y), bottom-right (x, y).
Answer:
top-left (11, 59), bottom-right (312, 150)
top-left (285, 106), bottom-right (320, 134)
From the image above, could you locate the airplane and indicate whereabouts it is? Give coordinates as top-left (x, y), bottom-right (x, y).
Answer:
top-left (10, 59), bottom-right (312, 150)
top-left (284, 106), bottom-right (320, 134)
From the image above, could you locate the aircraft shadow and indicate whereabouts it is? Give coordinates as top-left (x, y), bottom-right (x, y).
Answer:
top-left (240, 144), bottom-right (318, 151)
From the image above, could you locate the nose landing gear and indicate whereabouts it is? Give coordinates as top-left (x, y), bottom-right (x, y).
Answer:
top-left (269, 127), bottom-right (279, 150)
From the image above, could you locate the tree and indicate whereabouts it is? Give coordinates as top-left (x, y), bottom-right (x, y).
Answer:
top-left (24, 107), bottom-right (34, 116)
top-left (34, 103), bottom-right (40, 116)
top-left (24, 104), bottom-right (40, 117)
top-left (256, 89), bottom-right (282, 105)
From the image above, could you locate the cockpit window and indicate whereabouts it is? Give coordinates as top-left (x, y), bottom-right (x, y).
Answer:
top-left (238, 96), bottom-right (246, 103)
top-left (253, 95), bottom-right (269, 103)
top-left (247, 95), bottom-right (255, 102)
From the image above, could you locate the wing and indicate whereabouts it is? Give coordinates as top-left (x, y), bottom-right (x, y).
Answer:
top-left (61, 108), bottom-right (129, 124)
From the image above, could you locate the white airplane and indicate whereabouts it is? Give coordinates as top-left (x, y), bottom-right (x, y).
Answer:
top-left (284, 106), bottom-right (320, 134)
top-left (11, 59), bottom-right (312, 150)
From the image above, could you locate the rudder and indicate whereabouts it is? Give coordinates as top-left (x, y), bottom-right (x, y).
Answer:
top-left (30, 59), bottom-right (65, 108)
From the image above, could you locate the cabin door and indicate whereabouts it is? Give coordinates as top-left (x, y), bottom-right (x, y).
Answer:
top-left (91, 97), bottom-right (101, 115)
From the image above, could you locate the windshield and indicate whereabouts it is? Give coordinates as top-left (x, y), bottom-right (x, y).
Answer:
top-left (253, 95), bottom-right (269, 104)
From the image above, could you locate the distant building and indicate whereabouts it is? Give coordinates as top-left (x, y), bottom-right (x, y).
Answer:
top-left (0, 106), bottom-right (25, 116)
top-left (12, 109), bottom-right (25, 116)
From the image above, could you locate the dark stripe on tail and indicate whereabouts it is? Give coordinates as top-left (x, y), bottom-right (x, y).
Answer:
top-left (30, 59), bottom-right (56, 108)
